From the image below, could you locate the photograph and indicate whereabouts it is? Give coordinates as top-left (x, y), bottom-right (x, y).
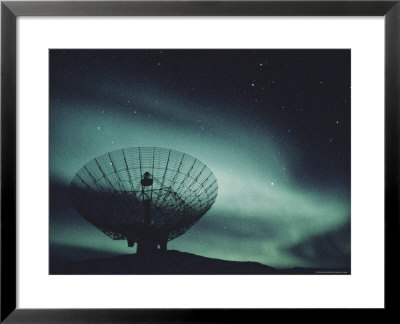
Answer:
top-left (49, 49), bottom-right (351, 275)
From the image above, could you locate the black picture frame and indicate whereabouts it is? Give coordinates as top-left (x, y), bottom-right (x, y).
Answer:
top-left (1, 0), bottom-right (399, 322)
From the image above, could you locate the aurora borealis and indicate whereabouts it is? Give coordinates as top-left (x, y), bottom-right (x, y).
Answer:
top-left (50, 49), bottom-right (350, 270)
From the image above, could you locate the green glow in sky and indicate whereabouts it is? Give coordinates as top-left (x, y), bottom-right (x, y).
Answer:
top-left (50, 50), bottom-right (350, 269)
top-left (50, 92), bottom-right (349, 268)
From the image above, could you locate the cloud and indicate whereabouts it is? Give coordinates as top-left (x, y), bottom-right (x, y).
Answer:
top-left (282, 220), bottom-right (351, 268)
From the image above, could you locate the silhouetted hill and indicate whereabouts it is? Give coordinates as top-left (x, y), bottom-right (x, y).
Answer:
top-left (51, 250), bottom-right (349, 275)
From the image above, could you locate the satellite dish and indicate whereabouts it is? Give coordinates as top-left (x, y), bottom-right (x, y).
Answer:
top-left (70, 147), bottom-right (218, 254)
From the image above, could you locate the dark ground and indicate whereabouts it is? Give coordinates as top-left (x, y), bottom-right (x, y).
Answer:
top-left (50, 250), bottom-right (349, 275)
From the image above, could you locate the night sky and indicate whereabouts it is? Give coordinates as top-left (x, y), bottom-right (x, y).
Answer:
top-left (50, 49), bottom-right (350, 269)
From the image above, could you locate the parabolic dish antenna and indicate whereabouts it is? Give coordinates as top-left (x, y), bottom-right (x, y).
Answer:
top-left (70, 147), bottom-right (218, 254)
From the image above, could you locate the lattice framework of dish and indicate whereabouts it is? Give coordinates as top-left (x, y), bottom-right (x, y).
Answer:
top-left (70, 147), bottom-right (218, 243)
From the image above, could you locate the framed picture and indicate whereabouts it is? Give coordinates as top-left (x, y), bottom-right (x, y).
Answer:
top-left (1, 0), bottom-right (398, 321)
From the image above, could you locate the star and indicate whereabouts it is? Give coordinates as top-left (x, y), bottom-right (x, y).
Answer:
top-left (270, 182), bottom-right (274, 186)
top-left (97, 126), bottom-right (101, 131)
